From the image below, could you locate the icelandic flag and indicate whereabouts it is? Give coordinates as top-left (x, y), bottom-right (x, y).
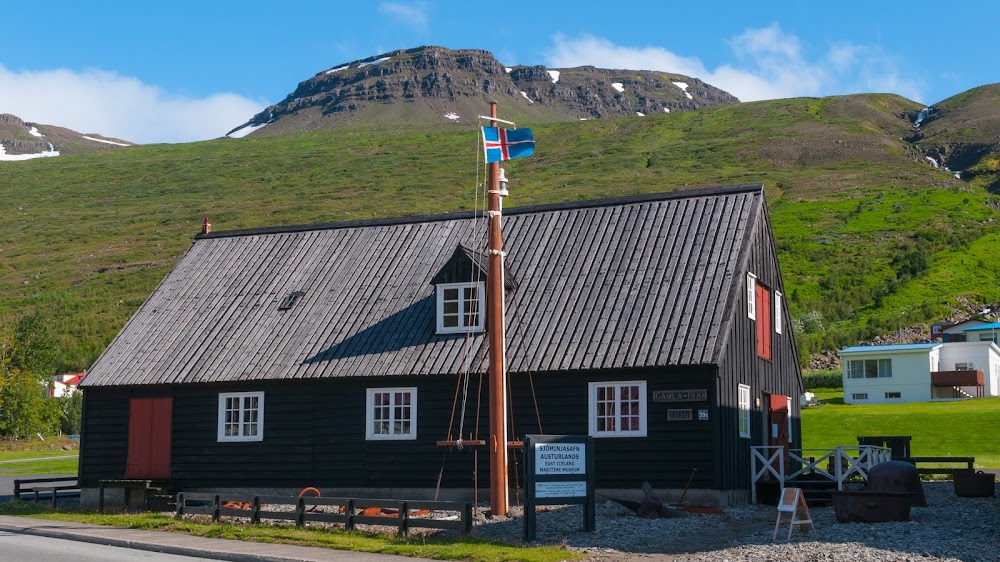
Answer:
top-left (482, 126), bottom-right (534, 163)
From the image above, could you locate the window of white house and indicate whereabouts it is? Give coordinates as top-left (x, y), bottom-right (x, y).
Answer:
top-left (436, 282), bottom-right (485, 334)
top-left (852, 393), bottom-right (868, 400)
top-left (846, 359), bottom-right (892, 379)
top-left (775, 291), bottom-right (783, 334)
top-left (217, 392), bottom-right (264, 442)
top-left (885, 392), bottom-right (902, 399)
top-left (955, 362), bottom-right (975, 371)
top-left (366, 388), bottom-right (417, 440)
top-left (747, 273), bottom-right (757, 320)
top-left (979, 333), bottom-right (999, 343)
top-left (588, 381), bottom-right (646, 437)
top-left (738, 384), bottom-right (751, 438)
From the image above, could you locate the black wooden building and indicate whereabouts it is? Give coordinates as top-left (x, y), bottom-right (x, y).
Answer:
top-left (79, 183), bottom-right (802, 506)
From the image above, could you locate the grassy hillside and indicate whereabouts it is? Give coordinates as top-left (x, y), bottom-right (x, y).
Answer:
top-left (1, 93), bottom-right (999, 370)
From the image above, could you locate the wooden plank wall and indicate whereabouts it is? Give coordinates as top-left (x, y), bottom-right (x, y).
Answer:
top-left (715, 204), bottom-right (804, 492)
top-left (80, 366), bottom-right (717, 491)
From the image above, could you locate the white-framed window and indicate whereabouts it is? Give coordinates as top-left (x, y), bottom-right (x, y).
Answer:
top-left (775, 291), bottom-right (783, 334)
top-left (217, 392), bottom-right (264, 442)
top-left (588, 381), bottom-right (646, 437)
top-left (955, 362), bottom-right (975, 371)
top-left (436, 282), bottom-right (485, 334)
top-left (885, 392), bottom-right (902, 399)
top-left (738, 384), bottom-right (751, 438)
top-left (747, 273), bottom-right (757, 320)
top-left (846, 359), bottom-right (892, 379)
top-left (852, 393), bottom-right (868, 400)
top-left (366, 388), bottom-right (417, 440)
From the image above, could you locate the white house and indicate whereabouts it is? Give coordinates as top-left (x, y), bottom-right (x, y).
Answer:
top-left (840, 341), bottom-right (1000, 404)
top-left (50, 372), bottom-right (84, 398)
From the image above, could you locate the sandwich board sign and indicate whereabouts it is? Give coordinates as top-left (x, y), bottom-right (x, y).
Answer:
top-left (523, 435), bottom-right (596, 541)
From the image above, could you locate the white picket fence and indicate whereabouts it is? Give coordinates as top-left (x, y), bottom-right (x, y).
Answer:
top-left (750, 445), bottom-right (892, 503)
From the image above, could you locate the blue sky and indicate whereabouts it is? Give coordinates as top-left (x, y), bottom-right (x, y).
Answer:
top-left (2, 1), bottom-right (997, 144)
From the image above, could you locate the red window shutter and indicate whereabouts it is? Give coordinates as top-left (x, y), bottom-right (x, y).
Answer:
top-left (756, 284), bottom-right (772, 360)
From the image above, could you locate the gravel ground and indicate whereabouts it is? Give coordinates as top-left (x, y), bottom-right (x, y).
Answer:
top-left (472, 481), bottom-right (999, 561)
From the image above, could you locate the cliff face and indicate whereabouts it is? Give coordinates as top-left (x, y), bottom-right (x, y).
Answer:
top-left (229, 46), bottom-right (740, 136)
top-left (0, 113), bottom-right (133, 159)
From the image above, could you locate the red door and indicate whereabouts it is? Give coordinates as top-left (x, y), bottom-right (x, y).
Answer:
top-left (768, 394), bottom-right (789, 448)
top-left (126, 397), bottom-right (172, 479)
top-left (767, 394), bottom-right (790, 475)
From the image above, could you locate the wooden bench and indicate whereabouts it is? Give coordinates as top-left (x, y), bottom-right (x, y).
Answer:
top-left (899, 456), bottom-right (975, 476)
top-left (13, 477), bottom-right (80, 508)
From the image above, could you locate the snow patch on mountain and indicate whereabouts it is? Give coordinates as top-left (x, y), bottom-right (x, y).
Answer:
top-left (28, 126), bottom-right (42, 137)
top-left (360, 57), bottom-right (391, 67)
top-left (83, 136), bottom-right (130, 147)
top-left (612, 83), bottom-right (624, 93)
top-left (520, 91), bottom-right (533, 104)
top-left (672, 81), bottom-right (693, 99)
top-left (227, 122), bottom-right (268, 138)
top-left (0, 142), bottom-right (60, 161)
top-left (546, 70), bottom-right (560, 83)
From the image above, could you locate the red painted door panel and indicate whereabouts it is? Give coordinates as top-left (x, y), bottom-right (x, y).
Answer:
top-left (126, 397), bottom-right (172, 479)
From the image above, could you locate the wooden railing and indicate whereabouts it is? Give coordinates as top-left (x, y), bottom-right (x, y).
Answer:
top-left (750, 445), bottom-right (891, 503)
top-left (175, 492), bottom-right (472, 536)
top-left (13, 476), bottom-right (79, 508)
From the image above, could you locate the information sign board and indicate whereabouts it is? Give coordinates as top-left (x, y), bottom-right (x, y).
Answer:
top-left (523, 435), bottom-right (595, 541)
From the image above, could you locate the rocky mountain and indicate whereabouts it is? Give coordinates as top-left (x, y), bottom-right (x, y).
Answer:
top-left (908, 83), bottom-right (1000, 192)
top-left (0, 113), bottom-right (133, 160)
top-left (226, 46), bottom-right (739, 137)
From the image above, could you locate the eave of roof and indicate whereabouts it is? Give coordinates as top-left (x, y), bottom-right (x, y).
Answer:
top-left (839, 343), bottom-right (941, 354)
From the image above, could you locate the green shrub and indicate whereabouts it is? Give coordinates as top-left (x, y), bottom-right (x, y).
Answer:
top-left (803, 372), bottom-right (842, 389)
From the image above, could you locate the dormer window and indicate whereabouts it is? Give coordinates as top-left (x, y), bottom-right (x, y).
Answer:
top-left (436, 282), bottom-right (485, 334)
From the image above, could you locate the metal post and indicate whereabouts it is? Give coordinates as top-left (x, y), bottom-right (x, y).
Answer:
top-left (486, 101), bottom-right (509, 517)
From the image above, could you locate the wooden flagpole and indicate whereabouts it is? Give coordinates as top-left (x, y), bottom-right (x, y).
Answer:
top-left (486, 101), bottom-right (509, 516)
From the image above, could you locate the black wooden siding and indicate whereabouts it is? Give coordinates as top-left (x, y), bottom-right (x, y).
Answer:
top-left (714, 202), bottom-right (803, 492)
top-left (80, 366), bottom-right (718, 492)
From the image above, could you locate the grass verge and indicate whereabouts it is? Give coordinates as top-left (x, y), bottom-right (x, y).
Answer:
top-left (0, 501), bottom-right (576, 562)
top-left (802, 392), bottom-right (1000, 468)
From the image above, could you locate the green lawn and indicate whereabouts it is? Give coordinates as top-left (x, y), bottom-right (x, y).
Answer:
top-left (801, 391), bottom-right (1000, 468)
top-left (0, 457), bottom-right (78, 475)
top-left (0, 450), bottom-right (78, 461)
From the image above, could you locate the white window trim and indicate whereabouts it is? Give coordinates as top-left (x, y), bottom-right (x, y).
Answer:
top-left (366, 387), bottom-right (417, 441)
top-left (217, 391), bottom-right (264, 442)
top-left (747, 273), bottom-right (757, 320)
top-left (588, 381), bottom-right (647, 438)
top-left (436, 282), bottom-right (485, 334)
top-left (785, 396), bottom-right (792, 444)
top-left (738, 384), bottom-right (751, 438)
top-left (852, 393), bottom-right (868, 400)
top-left (775, 291), bottom-right (783, 334)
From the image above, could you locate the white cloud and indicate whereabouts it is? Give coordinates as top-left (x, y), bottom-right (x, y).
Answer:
top-left (0, 65), bottom-right (266, 144)
top-left (378, 1), bottom-right (429, 32)
top-left (544, 26), bottom-right (925, 104)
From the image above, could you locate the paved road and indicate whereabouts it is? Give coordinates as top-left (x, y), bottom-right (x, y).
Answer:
top-left (0, 454), bottom-right (78, 463)
top-left (0, 515), bottom-right (434, 562)
top-left (0, 530), bottom-right (223, 561)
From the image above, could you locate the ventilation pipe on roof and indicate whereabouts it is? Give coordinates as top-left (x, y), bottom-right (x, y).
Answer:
top-left (202, 217), bottom-right (212, 234)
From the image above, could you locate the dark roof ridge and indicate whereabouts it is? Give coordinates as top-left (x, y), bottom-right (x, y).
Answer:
top-left (196, 183), bottom-right (764, 240)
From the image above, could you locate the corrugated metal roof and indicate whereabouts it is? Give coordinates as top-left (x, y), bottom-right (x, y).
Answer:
top-left (839, 343), bottom-right (941, 355)
top-left (962, 322), bottom-right (1000, 331)
top-left (82, 184), bottom-right (764, 387)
